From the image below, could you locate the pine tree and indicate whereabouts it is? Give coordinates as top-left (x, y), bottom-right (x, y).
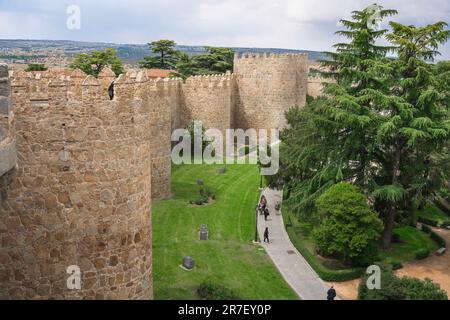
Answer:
top-left (275, 5), bottom-right (450, 249)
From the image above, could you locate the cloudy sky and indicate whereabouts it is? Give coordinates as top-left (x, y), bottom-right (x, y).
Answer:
top-left (0, 0), bottom-right (449, 58)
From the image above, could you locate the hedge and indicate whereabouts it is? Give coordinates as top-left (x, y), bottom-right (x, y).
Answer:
top-left (421, 224), bottom-right (447, 248)
top-left (430, 231), bottom-right (447, 248)
top-left (284, 222), bottom-right (363, 282)
top-left (415, 249), bottom-right (431, 260)
top-left (418, 216), bottom-right (439, 227)
top-left (435, 200), bottom-right (450, 217)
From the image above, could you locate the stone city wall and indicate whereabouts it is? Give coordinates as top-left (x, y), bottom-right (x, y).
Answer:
top-left (0, 64), bottom-right (17, 205)
top-left (0, 69), bottom-right (153, 299)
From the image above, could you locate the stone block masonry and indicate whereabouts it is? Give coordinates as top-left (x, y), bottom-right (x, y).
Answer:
top-left (0, 63), bottom-right (17, 203)
top-left (0, 69), bottom-right (153, 299)
top-left (0, 53), bottom-right (327, 300)
top-left (233, 53), bottom-right (310, 131)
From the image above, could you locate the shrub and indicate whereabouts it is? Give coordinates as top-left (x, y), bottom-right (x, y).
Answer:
top-left (26, 63), bottom-right (47, 71)
top-left (415, 249), bottom-right (430, 260)
top-left (430, 231), bottom-right (447, 248)
top-left (197, 281), bottom-right (241, 300)
top-left (392, 233), bottom-right (401, 243)
top-left (418, 216), bottom-right (438, 227)
top-left (313, 183), bottom-right (383, 264)
top-left (391, 261), bottom-right (403, 270)
top-left (442, 221), bottom-right (450, 228)
top-left (421, 224), bottom-right (432, 234)
top-left (358, 266), bottom-right (448, 300)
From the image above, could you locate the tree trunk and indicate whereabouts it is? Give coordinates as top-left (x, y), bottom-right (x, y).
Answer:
top-left (382, 205), bottom-right (396, 249)
top-left (382, 142), bottom-right (402, 249)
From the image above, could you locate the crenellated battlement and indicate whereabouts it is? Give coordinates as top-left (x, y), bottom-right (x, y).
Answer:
top-left (184, 72), bottom-right (234, 88)
top-left (235, 52), bottom-right (309, 60)
top-left (0, 52), bottom-right (326, 300)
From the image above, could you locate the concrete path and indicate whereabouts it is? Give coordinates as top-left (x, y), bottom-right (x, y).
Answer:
top-left (257, 188), bottom-right (335, 300)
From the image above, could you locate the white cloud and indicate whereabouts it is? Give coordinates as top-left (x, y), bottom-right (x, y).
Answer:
top-left (0, 0), bottom-right (448, 57)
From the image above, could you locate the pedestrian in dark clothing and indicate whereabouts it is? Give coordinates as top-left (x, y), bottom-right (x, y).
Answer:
top-left (264, 227), bottom-right (270, 243)
top-left (264, 208), bottom-right (270, 221)
top-left (259, 195), bottom-right (267, 215)
top-left (327, 286), bottom-right (337, 300)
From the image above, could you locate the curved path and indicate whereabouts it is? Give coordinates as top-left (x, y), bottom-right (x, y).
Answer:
top-left (257, 188), bottom-right (335, 300)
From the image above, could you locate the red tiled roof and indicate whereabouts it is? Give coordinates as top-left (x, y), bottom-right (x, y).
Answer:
top-left (146, 69), bottom-right (176, 78)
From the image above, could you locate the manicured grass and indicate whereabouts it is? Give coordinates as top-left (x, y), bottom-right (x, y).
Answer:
top-left (419, 204), bottom-right (450, 225)
top-left (379, 226), bottom-right (439, 263)
top-left (152, 163), bottom-right (298, 300)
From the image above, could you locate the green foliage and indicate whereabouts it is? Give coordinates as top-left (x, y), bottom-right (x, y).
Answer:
top-left (415, 249), bottom-right (430, 260)
top-left (282, 207), bottom-right (364, 282)
top-left (139, 39), bottom-right (181, 70)
top-left (358, 266), bottom-right (448, 300)
top-left (25, 63), bottom-right (47, 71)
top-left (69, 48), bottom-right (123, 77)
top-left (312, 183), bottom-right (384, 264)
top-left (175, 46), bottom-right (234, 79)
top-left (197, 281), bottom-right (241, 300)
top-left (272, 4), bottom-right (450, 249)
top-left (190, 187), bottom-right (216, 205)
top-left (430, 231), bottom-right (447, 248)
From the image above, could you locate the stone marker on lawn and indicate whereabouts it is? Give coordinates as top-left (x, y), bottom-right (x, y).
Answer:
top-left (199, 224), bottom-right (209, 240)
top-left (182, 256), bottom-right (196, 270)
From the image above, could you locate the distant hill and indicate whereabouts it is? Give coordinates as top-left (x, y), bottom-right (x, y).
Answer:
top-left (0, 39), bottom-right (327, 63)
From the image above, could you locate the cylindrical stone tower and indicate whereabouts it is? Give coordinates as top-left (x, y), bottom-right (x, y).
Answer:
top-left (0, 69), bottom-right (152, 300)
top-left (233, 53), bottom-right (309, 131)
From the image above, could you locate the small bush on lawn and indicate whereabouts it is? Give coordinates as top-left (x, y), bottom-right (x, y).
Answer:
top-left (190, 187), bottom-right (216, 205)
top-left (415, 249), bottom-right (430, 260)
top-left (197, 281), bottom-right (241, 300)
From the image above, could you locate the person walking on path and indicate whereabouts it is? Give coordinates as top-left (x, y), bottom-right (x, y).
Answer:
top-left (264, 208), bottom-right (270, 221)
top-left (327, 286), bottom-right (337, 301)
top-left (259, 195), bottom-right (267, 215)
top-left (264, 227), bottom-right (270, 244)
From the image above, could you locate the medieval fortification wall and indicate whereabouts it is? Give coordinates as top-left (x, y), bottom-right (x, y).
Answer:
top-left (0, 54), bottom-right (326, 299)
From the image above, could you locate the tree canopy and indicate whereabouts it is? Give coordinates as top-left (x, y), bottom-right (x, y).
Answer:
top-left (69, 48), bottom-right (123, 77)
top-left (313, 182), bottom-right (383, 264)
top-left (271, 4), bottom-right (450, 249)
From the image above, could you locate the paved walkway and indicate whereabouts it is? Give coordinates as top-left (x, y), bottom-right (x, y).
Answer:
top-left (257, 188), bottom-right (334, 300)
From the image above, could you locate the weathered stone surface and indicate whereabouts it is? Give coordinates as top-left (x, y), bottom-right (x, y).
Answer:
top-left (0, 96), bottom-right (10, 115)
top-left (0, 53), bottom-right (322, 300)
top-left (182, 256), bottom-right (195, 270)
top-left (0, 141), bottom-right (16, 177)
top-left (0, 64), bottom-right (8, 77)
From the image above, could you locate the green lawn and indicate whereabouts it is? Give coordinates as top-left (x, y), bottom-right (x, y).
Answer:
top-left (419, 204), bottom-right (450, 225)
top-left (379, 226), bottom-right (439, 263)
top-left (152, 163), bottom-right (298, 300)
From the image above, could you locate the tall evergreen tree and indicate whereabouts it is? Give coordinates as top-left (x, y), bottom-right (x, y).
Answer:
top-left (139, 40), bottom-right (181, 70)
top-left (273, 5), bottom-right (450, 249)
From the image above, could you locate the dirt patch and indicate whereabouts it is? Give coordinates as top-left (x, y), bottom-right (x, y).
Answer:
top-left (396, 228), bottom-right (450, 294)
top-left (327, 228), bottom-right (450, 300)
top-left (326, 279), bottom-right (361, 300)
